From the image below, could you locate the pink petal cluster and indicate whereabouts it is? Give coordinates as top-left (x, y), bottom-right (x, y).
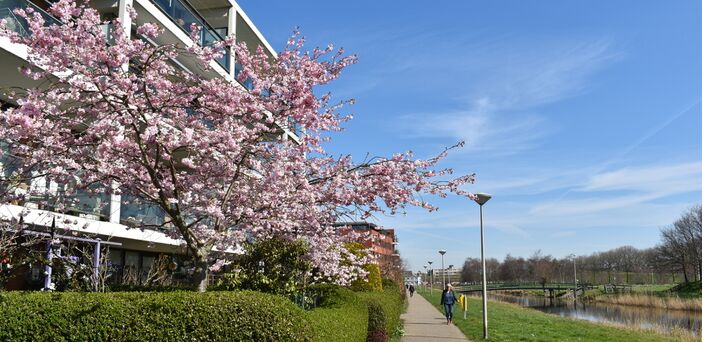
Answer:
top-left (0, 0), bottom-right (476, 286)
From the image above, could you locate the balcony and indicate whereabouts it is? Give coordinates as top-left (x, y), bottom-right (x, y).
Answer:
top-left (0, 0), bottom-right (59, 37)
top-left (149, 0), bottom-right (229, 71)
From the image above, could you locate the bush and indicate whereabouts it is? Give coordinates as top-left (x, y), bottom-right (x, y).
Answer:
top-left (0, 291), bottom-right (311, 341)
top-left (351, 263), bottom-right (383, 292)
top-left (306, 287), bottom-right (369, 342)
top-left (306, 281), bottom-right (405, 341)
top-left (358, 284), bottom-right (404, 337)
top-left (366, 301), bottom-right (388, 342)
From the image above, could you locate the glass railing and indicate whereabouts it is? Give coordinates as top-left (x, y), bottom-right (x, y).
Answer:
top-left (0, 0), bottom-right (60, 37)
top-left (150, 0), bottom-right (230, 71)
top-left (120, 193), bottom-right (166, 228)
top-left (234, 62), bottom-right (253, 90)
top-left (288, 116), bottom-right (302, 138)
top-left (235, 62), bottom-right (302, 138)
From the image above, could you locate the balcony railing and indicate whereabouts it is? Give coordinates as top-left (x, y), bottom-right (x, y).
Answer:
top-left (0, 0), bottom-right (60, 37)
top-left (150, 0), bottom-right (229, 71)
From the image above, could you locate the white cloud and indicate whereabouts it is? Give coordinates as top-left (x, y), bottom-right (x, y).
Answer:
top-left (580, 162), bottom-right (701, 193)
top-left (401, 39), bottom-right (618, 155)
top-left (530, 161), bottom-right (701, 216)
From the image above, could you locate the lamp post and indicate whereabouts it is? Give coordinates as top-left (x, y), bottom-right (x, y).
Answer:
top-left (569, 254), bottom-right (578, 300)
top-left (448, 264), bottom-right (454, 285)
top-left (439, 250), bottom-right (447, 288)
top-left (423, 265), bottom-right (428, 290)
top-left (474, 192), bottom-right (492, 340)
top-left (428, 261), bottom-right (434, 294)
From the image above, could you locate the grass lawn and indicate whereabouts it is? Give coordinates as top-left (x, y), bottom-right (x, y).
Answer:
top-left (416, 288), bottom-right (695, 342)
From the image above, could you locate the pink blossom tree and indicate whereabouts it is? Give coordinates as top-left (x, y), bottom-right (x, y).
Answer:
top-left (0, 0), bottom-right (475, 291)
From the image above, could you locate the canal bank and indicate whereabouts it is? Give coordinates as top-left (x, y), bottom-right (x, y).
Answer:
top-left (470, 292), bottom-right (700, 337)
top-left (416, 287), bottom-right (697, 341)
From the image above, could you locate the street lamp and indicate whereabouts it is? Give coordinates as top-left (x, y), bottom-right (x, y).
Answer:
top-left (569, 254), bottom-right (578, 300)
top-left (474, 192), bottom-right (492, 340)
top-left (428, 261), bottom-right (434, 294)
top-left (439, 250), bottom-right (447, 288)
top-left (448, 265), bottom-right (454, 285)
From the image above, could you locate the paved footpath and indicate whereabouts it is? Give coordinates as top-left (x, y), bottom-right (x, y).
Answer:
top-left (401, 291), bottom-right (471, 342)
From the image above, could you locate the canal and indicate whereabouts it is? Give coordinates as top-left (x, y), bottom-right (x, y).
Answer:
top-left (468, 292), bottom-right (701, 335)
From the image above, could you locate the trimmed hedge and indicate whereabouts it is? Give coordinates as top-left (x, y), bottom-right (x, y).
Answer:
top-left (357, 284), bottom-right (405, 337)
top-left (0, 291), bottom-right (311, 341)
top-left (307, 282), bottom-right (406, 342)
top-left (306, 287), bottom-right (369, 342)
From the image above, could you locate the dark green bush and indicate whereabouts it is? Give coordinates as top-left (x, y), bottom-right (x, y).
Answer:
top-left (0, 291), bottom-right (311, 341)
top-left (366, 301), bottom-right (388, 342)
top-left (357, 285), bottom-right (404, 337)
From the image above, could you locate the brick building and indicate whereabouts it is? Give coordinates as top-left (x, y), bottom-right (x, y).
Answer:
top-left (335, 222), bottom-right (400, 279)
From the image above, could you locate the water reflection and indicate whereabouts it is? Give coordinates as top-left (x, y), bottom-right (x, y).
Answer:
top-left (467, 292), bottom-right (701, 335)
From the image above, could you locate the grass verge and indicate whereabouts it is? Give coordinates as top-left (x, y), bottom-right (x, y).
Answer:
top-left (416, 287), bottom-right (696, 342)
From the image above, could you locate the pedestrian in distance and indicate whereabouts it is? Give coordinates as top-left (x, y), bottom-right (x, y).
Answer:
top-left (440, 284), bottom-right (458, 325)
top-left (409, 284), bottom-right (415, 297)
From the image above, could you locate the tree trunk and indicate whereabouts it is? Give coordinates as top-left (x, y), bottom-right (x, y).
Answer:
top-left (682, 264), bottom-right (689, 283)
top-left (194, 255), bottom-right (210, 292)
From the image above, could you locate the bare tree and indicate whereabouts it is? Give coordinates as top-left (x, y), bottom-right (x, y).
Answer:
top-left (0, 219), bottom-right (44, 288)
top-left (655, 205), bottom-right (702, 283)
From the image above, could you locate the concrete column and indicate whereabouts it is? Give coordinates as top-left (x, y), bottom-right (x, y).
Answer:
top-left (108, 181), bottom-right (121, 224)
top-left (118, 0), bottom-right (134, 41)
top-left (227, 6), bottom-right (237, 77)
top-left (93, 239), bottom-right (101, 292)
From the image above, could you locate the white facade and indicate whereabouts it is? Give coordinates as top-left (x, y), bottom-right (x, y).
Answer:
top-left (432, 268), bottom-right (461, 285)
top-left (404, 275), bottom-right (421, 286)
top-left (0, 0), bottom-right (289, 256)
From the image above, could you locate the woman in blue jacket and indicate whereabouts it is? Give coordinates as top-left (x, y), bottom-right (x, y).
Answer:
top-left (440, 284), bottom-right (458, 325)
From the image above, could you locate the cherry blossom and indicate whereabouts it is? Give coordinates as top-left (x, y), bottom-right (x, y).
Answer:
top-left (0, 0), bottom-right (476, 291)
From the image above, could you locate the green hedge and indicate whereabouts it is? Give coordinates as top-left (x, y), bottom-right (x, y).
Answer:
top-left (0, 291), bottom-right (311, 341)
top-left (357, 284), bottom-right (405, 337)
top-left (306, 287), bottom-right (369, 342)
top-left (307, 282), bottom-right (406, 341)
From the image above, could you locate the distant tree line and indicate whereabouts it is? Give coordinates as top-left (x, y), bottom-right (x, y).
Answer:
top-left (461, 205), bottom-right (702, 285)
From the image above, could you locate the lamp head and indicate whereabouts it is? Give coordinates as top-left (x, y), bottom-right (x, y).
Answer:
top-left (474, 192), bottom-right (492, 206)
top-left (428, 261), bottom-right (433, 265)
top-left (439, 250), bottom-right (446, 255)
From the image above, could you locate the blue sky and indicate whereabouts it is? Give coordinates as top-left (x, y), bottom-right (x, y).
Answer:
top-left (238, 1), bottom-right (702, 272)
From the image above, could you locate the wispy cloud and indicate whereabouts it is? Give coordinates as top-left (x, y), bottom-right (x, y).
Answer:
top-left (400, 39), bottom-right (619, 155)
top-left (580, 162), bottom-right (700, 193)
top-left (552, 231), bottom-right (576, 238)
top-left (530, 161), bottom-right (701, 216)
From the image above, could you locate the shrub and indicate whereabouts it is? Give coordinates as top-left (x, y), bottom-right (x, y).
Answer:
top-left (219, 237), bottom-right (312, 297)
top-left (351, 263), bottom-right (383, 292)
top-left (306, 287), bottom-right (368, 341)
top-left (366, 301), bottom-right (388, 342)
top-left (306, 282), bottom-right (406, 341)
top-left (0, 291), bottom-right (311, 341)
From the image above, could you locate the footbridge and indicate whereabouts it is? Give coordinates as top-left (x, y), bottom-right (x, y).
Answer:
top-left (455, 282), bottom-right (594, 297)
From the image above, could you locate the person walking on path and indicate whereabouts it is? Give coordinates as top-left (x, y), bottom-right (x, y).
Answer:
top-left (409, 284), bottom-right (415, 297)
top-left (401, 286), bottom-right (470, 341)
top-left (440, 284), bottom-right (458, 325)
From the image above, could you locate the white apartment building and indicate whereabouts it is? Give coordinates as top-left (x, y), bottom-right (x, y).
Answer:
top-left (432, 267), bottom-right (461, 285)
top-left (0, 0), bottom-right (295, 289)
